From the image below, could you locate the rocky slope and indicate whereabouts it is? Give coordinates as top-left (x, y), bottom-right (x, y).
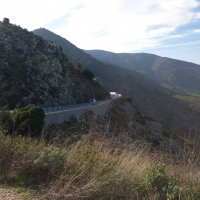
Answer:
top-left (0, 20), bottom-right (109, 109)
top-left (85, 50), bottom-right (200, 94)
top-left (33, 28), bottom-right (200, 135)
top-left (62, 97), bottom-right (178, 152)
top-left (33, 28), bottom-right (124, 84)
top-left (105, 97), bottom-right (179, 151)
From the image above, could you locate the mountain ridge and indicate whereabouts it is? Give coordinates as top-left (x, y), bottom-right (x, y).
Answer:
top-left (84, 49), bottom-right (200, 94)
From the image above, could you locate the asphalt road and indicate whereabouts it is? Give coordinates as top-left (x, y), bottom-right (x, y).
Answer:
top-left (43, 93), bottom-right (121, 114)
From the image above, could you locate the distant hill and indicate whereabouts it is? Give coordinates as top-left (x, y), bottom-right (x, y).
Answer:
top-left (84, 50), bottom-right (200, 94)
top-left (0, 21), bottom-right (109, 109)
top-left (33, 28), bottom-right (200, 134)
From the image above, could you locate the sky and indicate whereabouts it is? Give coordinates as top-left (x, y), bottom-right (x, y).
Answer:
top-left (1, 0), bottom-right (200, 64)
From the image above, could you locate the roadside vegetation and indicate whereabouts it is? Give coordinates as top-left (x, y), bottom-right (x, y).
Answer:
top-left (1, 111), bottom-right (200, 199)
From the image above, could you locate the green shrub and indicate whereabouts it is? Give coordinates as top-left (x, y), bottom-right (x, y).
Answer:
top-left (80, 68), bottom-right (94, 80)
top-left (0, 107), bottom-right (12, 133)
top-left (12, 104), bottom-right (45, 136)
top-left (74, 62), bottom-right (83, 71)
top-left (35, 147), bottom-right (66, 173)
top-left (145, 163), bottom-right (183, 200)
top-left (73, 62), bottom-right (94, 80)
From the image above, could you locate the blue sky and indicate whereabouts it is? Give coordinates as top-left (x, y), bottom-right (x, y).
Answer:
top-left (1, 0), bottom-right (200, 64)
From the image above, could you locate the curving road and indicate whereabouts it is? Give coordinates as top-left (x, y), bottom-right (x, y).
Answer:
top-left (44, 92), bottom-right (121, 123)
top-left (43, 92), bottom-right (121, 114)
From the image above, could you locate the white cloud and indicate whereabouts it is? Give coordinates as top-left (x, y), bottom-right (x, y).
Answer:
top-left (0, 0), bottom-right (200, 52)
top-left (194, 29), bottom-right (200, 33)
top-left (149, 40), bottom-right (200, 49)
top-left (154, 45), bottom-right (200, 53)
top-left (52, 0), bottom-right (200, 52)
top-left (195, 12), bottom-right (200, 19)
top-left (0, 0), bottom-right (83, 30)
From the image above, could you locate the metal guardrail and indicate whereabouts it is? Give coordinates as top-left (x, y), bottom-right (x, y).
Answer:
top-left (43, 94), bottom-right (122, 114)
top-left (4, 95), bottom-right (121, 114)
top-left (43, 102), bottom-right (92, 113)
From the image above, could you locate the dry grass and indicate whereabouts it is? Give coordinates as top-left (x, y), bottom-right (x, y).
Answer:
top-left (1, 128), bottom-right (200, 199)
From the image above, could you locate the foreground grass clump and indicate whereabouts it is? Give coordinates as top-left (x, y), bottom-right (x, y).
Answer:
top-left (0, 132), bottom-right (200, 199)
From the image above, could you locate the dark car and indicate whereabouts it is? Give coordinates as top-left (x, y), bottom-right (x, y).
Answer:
top-left (90, 99), bottom-right (97, 105)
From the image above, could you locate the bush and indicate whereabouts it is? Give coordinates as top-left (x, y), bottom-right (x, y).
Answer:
top-left (0, 107), bottom-right (12, 133)
top-left (35, 147), bottom-right (66, 173)
top-left (12, 104), bottom-right (45, 136)
top-left (73, 62), bottom-right (94, 80)
top-left (145, 163), bottom-right (183, 199)
top-left (3, 18), bottom-right (9, 25)
top-left (74, 62), bottom-right (83, 71)
top-left (0, 107), bottom-right (11, 124)
top-left (81, 68), bottom-right (94, 80)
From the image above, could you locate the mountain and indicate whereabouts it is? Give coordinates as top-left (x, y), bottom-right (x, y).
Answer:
top-left (0, 21), bottom-right (109, 109)
top-left (33, 28), bottom-right (200, 135)
top-left (33, 28), bottom-right (122, 82)
top-left (84, 50), bottom-right (200, 94)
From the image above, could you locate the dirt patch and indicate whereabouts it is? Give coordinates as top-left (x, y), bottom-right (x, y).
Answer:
top-left (0, 188), bottom-right (22, 200)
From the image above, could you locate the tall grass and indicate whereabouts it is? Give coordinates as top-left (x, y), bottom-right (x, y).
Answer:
top-left (0, 127), bottom-right (200, 199)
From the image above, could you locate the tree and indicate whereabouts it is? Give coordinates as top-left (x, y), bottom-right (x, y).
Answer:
top-left (74, 62), bottom-right (83, 71)
top-left (12, 104), bottom-right (45, 136)
top-left (74, 62), bottom-right (94, 80)
top-left (3, 18), bottom-right (9, 25)
top-left (81, 68), bottom-right (94, 80)
top-left (0, 106), bottom-right (12, 133)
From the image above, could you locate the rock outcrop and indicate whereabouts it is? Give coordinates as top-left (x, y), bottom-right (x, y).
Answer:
top-left (0, 20), bottom-right (109, 108)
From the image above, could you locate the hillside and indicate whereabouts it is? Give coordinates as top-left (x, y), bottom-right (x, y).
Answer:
top-left (0, 21), bottom-right (109, 109)
top-left (33, 28), bottom-right (200, 135)
top-left (85, 50), bottom-right (200, 94)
